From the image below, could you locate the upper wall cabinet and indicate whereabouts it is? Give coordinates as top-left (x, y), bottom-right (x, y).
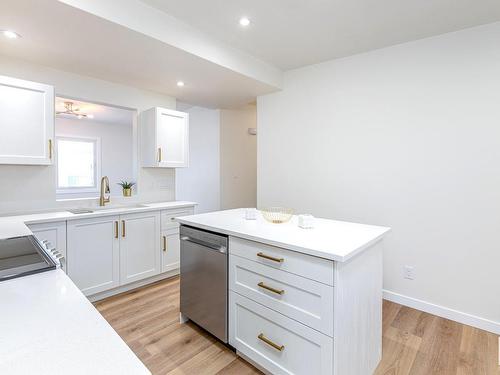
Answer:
top-left (140, 107), bottom-right (189, 168)
top-left (0, 75), bottom-right (54, 165)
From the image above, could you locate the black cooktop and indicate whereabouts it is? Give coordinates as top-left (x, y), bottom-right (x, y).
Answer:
top-left (0, 235), bottom-right (57, 282)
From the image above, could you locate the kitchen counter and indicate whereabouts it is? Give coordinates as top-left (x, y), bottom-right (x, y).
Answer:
top-left (0, 201), bottom-right (196, 240)
top-left (177, 208), bottom-right (390, 261)
top-left (178, 208), bottom-right (391, 374)
top-left (0, 269), bottom-right (150, 375)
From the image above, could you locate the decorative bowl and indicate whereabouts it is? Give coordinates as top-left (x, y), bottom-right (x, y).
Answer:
top-left (260, 207), bottom-right (294, 224)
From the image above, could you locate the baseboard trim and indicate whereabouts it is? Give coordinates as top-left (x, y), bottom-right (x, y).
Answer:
top-left (88, 270), bottom-right (179, 302)
top-left (383, 290), bottom-right (500, 335)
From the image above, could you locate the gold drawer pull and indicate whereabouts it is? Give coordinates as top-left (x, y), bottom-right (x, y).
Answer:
top-left (114, 221), bottom-right (119, 239)
top-left (122, 220), bottom-right (126, 237)
top-left (48, 139), bottom-right (53, 159)
top-left (158, 147), bottom-right (162, 162)
top-left (258, 282), bottom-right (284, 295)
top-left (163, 235), bottom-right (167, 252)
top-left (257, 252), bottom-right (284, 263)
top-left (258, 333), bottom-right (285, 352)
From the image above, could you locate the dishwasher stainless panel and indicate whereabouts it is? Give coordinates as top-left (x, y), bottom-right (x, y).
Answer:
top-left (180, 225), bottom-right (228, 343)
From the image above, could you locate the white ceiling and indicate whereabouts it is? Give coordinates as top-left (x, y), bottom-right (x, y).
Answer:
top-left (56, 97), bottom-right (134, 125)
top-left (2, 0), bottom-right (500, 109)
top-left (0, 0), bottom-right (279, 109)
top-left (140, 0), bottom-right (500, 70)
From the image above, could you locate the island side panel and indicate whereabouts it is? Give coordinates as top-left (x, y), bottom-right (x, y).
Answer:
top-left (333, 241), bottom-right (383, 375)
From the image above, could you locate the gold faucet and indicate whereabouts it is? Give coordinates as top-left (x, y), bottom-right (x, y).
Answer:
top-left (99, 176), bottom-right (110, 206)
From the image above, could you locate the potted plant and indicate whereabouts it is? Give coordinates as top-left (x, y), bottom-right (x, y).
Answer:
top-left (117, 181), bottom-right (135, 197)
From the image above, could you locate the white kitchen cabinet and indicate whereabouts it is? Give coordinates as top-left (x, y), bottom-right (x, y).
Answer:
top-left (0, 75), bottom-right (54, 165)
top-left (159, 207), bottom-right (193, 274)
top-left (161, 227), bottom-right (180, 273)
top-left (67, 216), bottom-right (120, 296)
top-left (227, 236), bottom-right (385, 375)
top-left (229, 255), bottom-right (334, 336)
top-left (28, 221), bottom-right (67, 272)
top-left (230, 292), bottom-right (333, 375)
top-left (120, 211), bottom-right (161, 284)
top-left (67, 211), bottom-right (162, 296)
top-left (140, 107), bottom-right (189, 168)
top-left (161, 207), bottom-right (194, 230)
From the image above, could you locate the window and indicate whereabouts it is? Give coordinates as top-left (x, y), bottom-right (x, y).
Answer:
top-left (56, 137), bottom-right (100, 194)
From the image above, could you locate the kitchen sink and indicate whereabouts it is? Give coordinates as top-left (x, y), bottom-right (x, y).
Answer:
top-left (67, 203), bottom-right (148, 214)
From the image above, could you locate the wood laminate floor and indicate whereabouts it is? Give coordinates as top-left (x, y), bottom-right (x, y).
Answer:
top-left (94, 276), bottom-right (500, 375)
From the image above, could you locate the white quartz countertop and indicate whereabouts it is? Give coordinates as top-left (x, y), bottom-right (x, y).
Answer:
top-left (177, 209), bottom-right (390, 262)
top-left (0, 201), bottom-right (196, 240)
top-left (0, 269), bottom-right (150, 375)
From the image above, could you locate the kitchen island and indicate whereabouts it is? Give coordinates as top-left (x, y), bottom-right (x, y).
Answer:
top-left (177, 208), bottom-right (391, 375)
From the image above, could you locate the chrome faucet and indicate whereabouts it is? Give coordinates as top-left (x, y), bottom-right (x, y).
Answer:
top-left (99, 176), bottom-right (110, 206)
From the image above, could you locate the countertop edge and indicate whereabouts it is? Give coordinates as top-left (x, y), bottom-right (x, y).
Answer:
top-left (176, 217), bottom-right (391, 262)
top-left (0, 201), bottom-right (197, 240)
top-left (24, 202), bottom-right (198, 224)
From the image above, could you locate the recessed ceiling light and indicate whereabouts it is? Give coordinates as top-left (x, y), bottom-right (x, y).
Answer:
top-left (239, 17), bottom-right (250, 27)
top-left (177, 81), bottom-right (185, 87)
top-left (2, 30), bottom-right (21, 39)
top-left (87, 114), bottom-right (94, 119)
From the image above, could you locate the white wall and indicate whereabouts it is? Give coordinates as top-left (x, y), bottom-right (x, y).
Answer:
top-left (0, 56), bottom-right (176, 214)
top-left (258, 22), bottom-right (500, 329)
top-left (175, 106), bottom-right (220, 213)
top-left (56, 117), bottom-right (134, 198)
top-left (220, 107), bottom-right (257, 209)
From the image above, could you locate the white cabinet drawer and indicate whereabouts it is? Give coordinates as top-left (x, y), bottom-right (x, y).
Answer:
top-left (230, 237), bottom-right (334, 286)
top-left (161, 208), bottom-right (193, 230)
top-left (229, 292), bottom-right (333, 375)
top-left (230, 255), bottom-right (334, 337)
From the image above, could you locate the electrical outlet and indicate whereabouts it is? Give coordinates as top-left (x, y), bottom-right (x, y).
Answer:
top-left (404, 265), bottom-right (415, 280)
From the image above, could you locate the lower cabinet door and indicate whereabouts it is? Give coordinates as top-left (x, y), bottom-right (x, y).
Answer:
top-left (67, 216), bottom-right (120, 296)
top-left (229, 291), bottom-right (333, 375)
top-left (120, 211), bottom-right (161, 285)
top-left (28, 221), bottom-right (67, 272)
top-left (161, 227), bottom-right (180, 273)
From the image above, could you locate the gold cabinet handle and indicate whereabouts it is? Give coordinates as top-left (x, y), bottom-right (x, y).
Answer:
top-left (258, 282), bottom-right (284, 295)
top-left (158, 147), bottom-right (162, 162)
top-left (258, 333), bottom-right (284, 352)
top-left (48, 139), bottom-right (53, 159)
top-left (257, 252), bottom-right (284, 263)
top-left (122, 220), bottom-right (126, 237)
top-left (114, 221), bottom-right (119, 239)
top-left (163, 236), bottom-right (167, 252)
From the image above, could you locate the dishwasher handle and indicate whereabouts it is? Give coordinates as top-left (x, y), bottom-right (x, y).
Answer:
top-left (180, 235), bottom-right (227, 253)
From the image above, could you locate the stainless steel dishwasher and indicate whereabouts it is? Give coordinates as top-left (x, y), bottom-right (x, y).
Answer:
top-left (179, 225), bottom-right (228, 343)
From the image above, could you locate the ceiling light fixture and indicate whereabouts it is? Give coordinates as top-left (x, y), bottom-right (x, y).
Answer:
top-left (2, 30), bottom-right (21, 39)
top-left (177, 81), bottom-right (185, 87)
top-left (239, 17), bottom-right (250, 27)
top-left (56, 101), bottom-right (93, 119)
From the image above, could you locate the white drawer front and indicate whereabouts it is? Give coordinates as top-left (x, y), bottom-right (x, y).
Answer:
top-left (230, 255), bottom-right (334, 337)
top-left (161, 208), bottom-right (193, 230)
top-left (230, 292), bottom-right (333, 375)
top-left (230, 237), bottom-right (334, 286)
